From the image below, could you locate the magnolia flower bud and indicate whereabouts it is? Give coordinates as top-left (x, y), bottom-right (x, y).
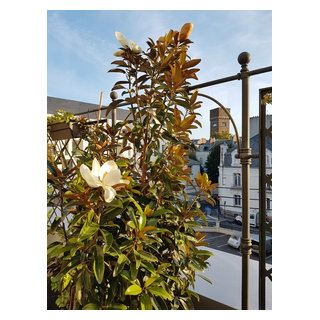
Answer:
top-left (180, 23), bottom-right (193, 41)
top-left (113, 50), bottom-right (125, 57)
top-left (132, 44), bottom-right (142, 54)
top-left (115, 31), bottom-right (129, 48)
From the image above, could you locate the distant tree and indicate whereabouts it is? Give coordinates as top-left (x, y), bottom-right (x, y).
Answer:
top-left (205, 142), bottom-right (223, 183)
top-left (211, 131), bottom-right (232, 140)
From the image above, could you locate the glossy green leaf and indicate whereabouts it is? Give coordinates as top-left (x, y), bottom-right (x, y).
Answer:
top-left (93, 246), bottom-right (105, 284)
top-left (148, 286), bottom-right (172, 300)
top-left (195, 207), bottom-right (208, 226)
top-left (152, 208), bottom-right (172, 216)
top-left (127, 221), bottom-right (136, 229)
top-left (75, 278), bottom-right (82, 305)
top-left (116, 160), bottom-right (129, 167)
top-left (130, 262), bottom-right (138, 280)
top-left (100, 230), bottom-right (113, 253)
top-left (81, 269), bottom-right (92, 291)
top-left (107, 198), bottom-right (123, 208)
top-left (100, 199), bottom-right (129, 224)
top-left (83, 303), bottom-right (99, 310)
top-left (145, 276), bottom-right (158, 288)
top-left (61, 273), bottom-right (71, 291)
top-left (157, 263), bottom-right (171, 272)
top-left (140, 261), bottom-right (156, 274)
top-left (138, 211), bottom-right (146, 230)
top-left (184, 220), bottom-right (202, 229)
top-left (50, 217), bottom-right (61, 232)
top-left (104, 303), bottom-right (127, 310)
top-left (129, 197), bottom-right (143, 214)
top-left (197, 274), bottom-right (213, 285)
top-left (125, 284), bottom-right (142, 295)
top-left (159, 272), bottom-right (180, 285)
top-left (138, 250), bottom-right (158, 262)
top-left (48, 245), bottom-right (72, 259)
top-left (134, 251), bottom-right (141, 269)
top-left (195, 249), bottom-right (214, 257)
top-left (47, 242), bottom-right (63, 255)
top-left (113, 254), bottom-right (128, 277)
top-left (127, 207), bottom-right (138, 227)
top-left (141, 293), bottom-right (153, 310)
top-left (78, 221), bottom-right (99, 242)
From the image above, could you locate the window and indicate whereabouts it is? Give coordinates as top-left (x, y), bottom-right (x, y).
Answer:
top-left (221, 122), bottom-right (226, 127)
top-left (267, 198), bottom-right (271, 210)
top-left (234, 195), bottom-right (241, 206)
top-left (234, 173), bottom-right (241, 186)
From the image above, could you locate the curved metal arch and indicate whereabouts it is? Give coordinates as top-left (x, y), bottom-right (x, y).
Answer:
top-left (77, 92), bottom-right (241, 157)
top-left (194, 92), bottom-right (241, 156)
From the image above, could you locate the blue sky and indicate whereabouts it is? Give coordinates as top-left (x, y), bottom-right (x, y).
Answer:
top-left (47, 10), bottom-right (272, 138)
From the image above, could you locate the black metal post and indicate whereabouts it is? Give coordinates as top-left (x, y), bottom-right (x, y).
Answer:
top-left (238, 52), bottom-right (252, 310)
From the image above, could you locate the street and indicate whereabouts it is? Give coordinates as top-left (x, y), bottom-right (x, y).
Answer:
top-left (202, 231), bottom-right (272, 264)
top-left (195, 207), bottom-right (272, 264)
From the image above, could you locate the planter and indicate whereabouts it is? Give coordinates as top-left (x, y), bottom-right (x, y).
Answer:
top-left (49, 122), bottom-right (80, 141)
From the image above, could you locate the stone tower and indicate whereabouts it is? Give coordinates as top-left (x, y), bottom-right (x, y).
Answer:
top-left (210, 107), bottom-right (231, 137)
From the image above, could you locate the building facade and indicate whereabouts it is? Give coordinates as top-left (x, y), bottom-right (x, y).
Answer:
top-left (250, 115), bottom-right (272, 138)
top-left (217, 134), bottom-right (272, 218)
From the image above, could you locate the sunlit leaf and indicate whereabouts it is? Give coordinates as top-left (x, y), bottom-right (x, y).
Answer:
top-left (125, 284), bottom-right (142, 295)
top-left (148, 286), bottom-right (172, 300)
top-left (138, 250), bottom-right (158, 262)
top-left (78, 221), bottom-right (99, 242)
top-left (83, 303), bottom-right (99, 310)
top-left (141, 293), bottom-right (153, 310)
top-left (93, 246), bottom-right (105, 284)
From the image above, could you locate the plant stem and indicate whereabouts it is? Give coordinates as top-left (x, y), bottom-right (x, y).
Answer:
top-left (59, 183), bottom-right (68, 242)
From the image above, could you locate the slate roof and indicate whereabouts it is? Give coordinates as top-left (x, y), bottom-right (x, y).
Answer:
top-left (187, 159), bottom-right (201, 167)
top-left (47, 96), bottom-right (131, 120)
top-left (223, 134), bottom-right (272, 168)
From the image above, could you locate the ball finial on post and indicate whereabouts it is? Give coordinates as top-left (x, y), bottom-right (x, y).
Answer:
top-left (238, 52), bottom-right (251, 72)
top-left (110, 91), bottom-right (118, 101)
top-left (238, 52), bottom-right (251, 65)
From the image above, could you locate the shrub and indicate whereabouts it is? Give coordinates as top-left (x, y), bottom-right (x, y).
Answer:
top-left (47, 23), bottom-right (215, 310)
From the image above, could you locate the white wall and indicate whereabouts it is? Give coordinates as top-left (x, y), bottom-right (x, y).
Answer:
top-left (194, 247), bottom-right (272, 310)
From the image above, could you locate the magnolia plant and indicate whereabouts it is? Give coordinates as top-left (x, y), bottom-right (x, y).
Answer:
top-left (47, 23), bottom-right (216, 310)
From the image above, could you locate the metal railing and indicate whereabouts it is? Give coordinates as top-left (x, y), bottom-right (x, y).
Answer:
top-left (186, 52), bottom-right (272, 309)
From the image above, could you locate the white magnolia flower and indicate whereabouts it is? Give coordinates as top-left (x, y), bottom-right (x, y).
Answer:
top-left (80, 158), bottom-right (129, 203)
top-left (114, 31), bottom-right (142, 55)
